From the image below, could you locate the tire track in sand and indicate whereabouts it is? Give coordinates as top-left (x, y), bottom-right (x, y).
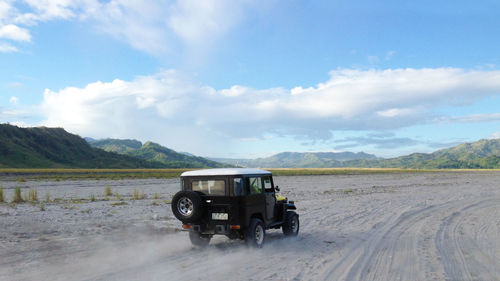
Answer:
top-left (321, 197), bottom-right (500, 281)
top-left (435, 198), bottom-right (500, 281)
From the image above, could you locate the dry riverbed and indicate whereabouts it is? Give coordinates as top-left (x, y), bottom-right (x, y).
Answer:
top-left (0, 172), bottom-right (499, 281)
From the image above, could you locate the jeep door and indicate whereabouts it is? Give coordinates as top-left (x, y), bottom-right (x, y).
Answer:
top-left (244, 176), bottom-right (266, 225)
top-left (263, 176), bottom-right (276, 221)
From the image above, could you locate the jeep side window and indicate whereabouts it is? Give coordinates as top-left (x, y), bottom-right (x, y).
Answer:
top-left (234, 177), bottom-right (243, 196)
top-left (263, 177), bottom-right (273, 192)
top-left (248, 177), bottom-right (263, 195)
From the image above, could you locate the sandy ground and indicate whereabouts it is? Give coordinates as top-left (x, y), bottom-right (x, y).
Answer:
top-left (0, 172), bottom-right (499, 281)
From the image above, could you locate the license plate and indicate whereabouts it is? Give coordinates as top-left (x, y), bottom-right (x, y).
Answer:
top-left (211, 213), bottom-right (228, 220)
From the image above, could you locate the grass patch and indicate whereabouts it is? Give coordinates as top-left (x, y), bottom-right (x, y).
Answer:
top-left (1, 168), bottom-right (500, 182)
top-left (153, 193), bottom-right (160, 199)
top-left (70, 198), bottom-right (85, 204)
top-left (268, 168), bottom-right (436, 176)
top-left (115, 192), bottom-right (121, 201)
top-left (62, 205), bottom-right (76, 210)
top-left (343, 188), bottom-right (354, 194)
top-left (12, 187), bottom-right (23, 203)
top-left (90, 194), bottom-right (96, 202)
top-left (45, 192), bottom-right (50, 202)
top-left (111, 201), bottom-right (128, 206)
top-left (151, 201), bottom-right (161, 206)
top-left (40, 202), bottom-right (45, 211)
top-left (27, 188), bottom-right (38, 202)
top-left (132, 189), bottom-right (145, 200)
top-left (0, 187), bottom-right (4, 203)
top-left (0, 169), bottom-right (189, 181)
top-left (104, 186), bottom-right (112, 197)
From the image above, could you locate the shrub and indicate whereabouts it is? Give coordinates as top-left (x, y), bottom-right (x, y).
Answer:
top-left (132, 189), bottom-right (145, 200)
top-left (27, 188), bottom-right (38, 202)
top-left (12, 187), bottom-right (23, 203)
top-left (45, 192), bottom-right (50, 202)
top-left (90, 194), bottom-right (96, 202)
top-left (153, 193), bottom-right (160, 199)
top-left (111, 201), bottom-right (128, 206)
top-left (105, 186), bottom-right (112, 197)
top-left (0, 187), bottom-right (4, 203)
top-left (115, 192), bottom-right (121, 201)
top-left (40, 202), bottom-right (45, 211)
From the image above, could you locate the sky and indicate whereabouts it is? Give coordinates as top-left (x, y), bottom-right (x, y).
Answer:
top-left (1, 0), bottom-right (500, 159)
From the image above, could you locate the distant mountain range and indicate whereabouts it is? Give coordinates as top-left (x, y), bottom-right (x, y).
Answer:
top-left (212, 139), bottom-right (500, 169)
top-left (2, 123), bottom-right (500, 169)
top-left (88, 138), bottom-right (230, 168)
top-left (210, 151), bottom-right (377, 168)
top-left (339, 139), bottom-right (500, 169)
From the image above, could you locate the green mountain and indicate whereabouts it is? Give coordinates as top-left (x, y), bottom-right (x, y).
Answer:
top-left (0, 124), bottom-right (165, 168)
top-left (88, 139), bottom-right (229, 168)
top-left (211, 151), bottom-right (377, 168)
top-left (89, 138), bottom-right (142, 154)
top-left (342, 138), bottom-right (500, 169)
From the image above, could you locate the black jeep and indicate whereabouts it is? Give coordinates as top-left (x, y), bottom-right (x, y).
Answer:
top-left (171, 168), bottom-right (299, 247)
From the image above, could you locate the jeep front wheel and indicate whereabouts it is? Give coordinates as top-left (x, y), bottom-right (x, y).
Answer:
top-left (189, 231), bottom-right (211, 247)
top-left (282, 211), bottom-right (299, 236)
top-left (171, 191), bottom-right (204, 223)
top-left (245, 218), bottom-right (265, 248)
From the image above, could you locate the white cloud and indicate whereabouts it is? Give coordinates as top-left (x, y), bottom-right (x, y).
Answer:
top-left (39, 68), bottom-right (500, 154)
top-left (489, 132), bottom-right (500, 139)
top-left (7, 81), bottom-right (23, 88)
top-left (9, 120), bottom-right (29, 127)
top-left (0, 1), bottom-right (12, 22)
top-left (89, 0), bottom-right (265, 55)
top-left (0, 42), bottom-right (18, 52)
top-left (17, 0), bottom-right (77, 21)
top-left (0, 24), bottom-right (31, 41)
top-left (376, 108), bottom-right (417, 118)
top-left (168, 0), bottom-right (256, 45)
top-left (88, 0), bottom-right (173, 55)
top-left (436, 113), bottom-right (500, 123)
top-left (0, 0), bottom-right (267, 55)
top-left (0, 0), bottom-right (83, 51)
top-left (385, 50), bottom-right (396, 60)
top-left (9, 96), bottom-right (18, 104)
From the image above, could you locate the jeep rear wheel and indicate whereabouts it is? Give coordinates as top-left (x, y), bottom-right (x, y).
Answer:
top-left (189, 231), bottom-right (211, 247)
top-left (245, 218), bottom-right (265, 248)
top-left (282, 211), bottom-right (299, 236)
top-left (171, 191), bottom-right (204, 223)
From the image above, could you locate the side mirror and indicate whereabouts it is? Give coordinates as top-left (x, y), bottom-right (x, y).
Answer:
top-left (275, 186), bottom-right (280, 192)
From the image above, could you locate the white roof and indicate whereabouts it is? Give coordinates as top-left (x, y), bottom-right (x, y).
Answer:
top-left (181, 168), bottom-right (271, 177)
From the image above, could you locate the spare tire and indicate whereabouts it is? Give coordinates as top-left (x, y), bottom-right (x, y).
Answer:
top-left (171, 191), bottom-right (204, 223)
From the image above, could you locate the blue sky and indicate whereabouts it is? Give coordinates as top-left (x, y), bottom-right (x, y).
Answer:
top-left (1, 0), bottom-right (500, 158)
